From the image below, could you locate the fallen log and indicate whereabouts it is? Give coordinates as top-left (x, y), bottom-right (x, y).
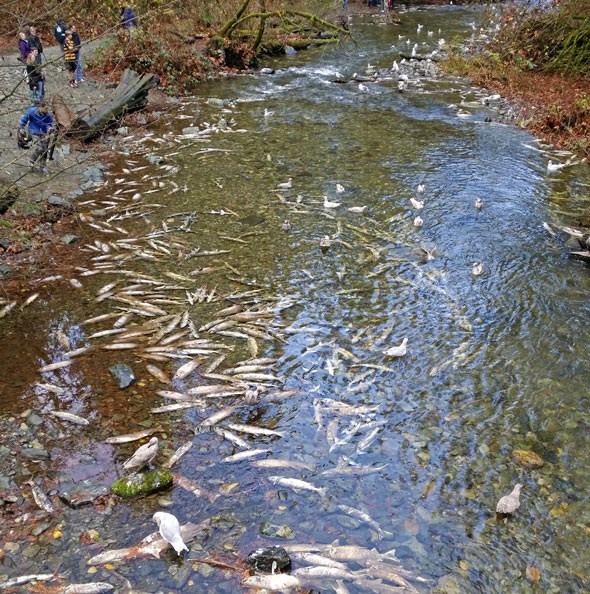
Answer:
top-left (68, 69), bottom-right (158, 140)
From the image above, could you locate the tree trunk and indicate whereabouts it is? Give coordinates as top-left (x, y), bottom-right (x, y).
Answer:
top-left (51, 94), bottom-right (76, 130)
top-left (67, 69), bottom-right (158, 140)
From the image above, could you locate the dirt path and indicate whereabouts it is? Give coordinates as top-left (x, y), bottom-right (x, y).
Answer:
top-left (0, 37), bottom-right (139, 280)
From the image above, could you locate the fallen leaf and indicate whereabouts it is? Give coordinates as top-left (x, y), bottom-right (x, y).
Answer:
top-left (526, 566), bottom-right (541, 582)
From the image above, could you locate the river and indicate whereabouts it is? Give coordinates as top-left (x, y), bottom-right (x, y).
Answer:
top-left (1, 4), bottom-right (590, 594)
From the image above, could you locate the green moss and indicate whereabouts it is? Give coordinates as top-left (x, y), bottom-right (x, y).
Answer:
top-left (111, 468), bottom-right (173, 498)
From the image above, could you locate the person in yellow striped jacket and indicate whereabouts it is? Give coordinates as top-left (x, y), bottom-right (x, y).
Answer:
top-left (63, 30), bottom-right (77, 88)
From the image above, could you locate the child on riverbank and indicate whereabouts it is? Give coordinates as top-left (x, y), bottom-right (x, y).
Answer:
top-left (63, 30), bottom-right (78, 88)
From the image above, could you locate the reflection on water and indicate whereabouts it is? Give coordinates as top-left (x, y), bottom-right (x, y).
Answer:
top-left (2, 5), bottom-right (590, 593)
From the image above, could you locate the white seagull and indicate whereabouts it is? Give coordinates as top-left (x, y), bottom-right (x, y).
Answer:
top-left (474, 197), bottom-right (484, 210)
top-left (496, 483), bottom-right (523, 516)
top-left (547, 160), bottom-right (567, 173)
top-left (277, 177), bottom-right (293, 190)
top-left (264, 108), bottom-right (274, 118)
top-left (414, 215), bottom-right (423, 228)
top-left (348, 205), bottom-right (367, 213)
top-left (336, 183), bottom-right (345, 194)
top-left (417, 183), bottom-right (425, 193)
top-left (392, 60), bottom-right (399, 72)
top-left (324, 195), bottom-right (341, 209)
top-left (153, 511), bottom-right (189, 555)
top-left (358, 83), bottom-right (369, 93)
top-left (123, 437), bottom-right (159, 472)
top-left (410, 197), bottom-right (424, 210)
top-left (472, 262), bottom-right (484, 276)
top-left (384, 337), bottom-right (408, 358)
top-left (398, 80), bottom-right (406, 93)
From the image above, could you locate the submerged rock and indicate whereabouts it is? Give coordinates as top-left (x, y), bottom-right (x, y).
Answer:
top-left (512, 449), bottom-right (544, 469)
top-left (259, 521), bottom-right (294, 540)
top-left (246, 545), bottom-right (291, 573)
top-left (109, 363), bottom-right (136, 388)
top-left (111, 468), bottom-right (173, 498)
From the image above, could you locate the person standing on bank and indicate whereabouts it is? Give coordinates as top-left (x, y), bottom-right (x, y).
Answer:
top-left (18, 30), bottom-right (30, 63)
top-left (27, 26), bottom-right (43, 63)
top-left (19, 100), bottom-right (53, 174)
top-left (70, 24), bottom-right (84, 83)
top-left (26, 49), bottom-right (44, 102)
top-left (63, 30), bottom-right (78, 88)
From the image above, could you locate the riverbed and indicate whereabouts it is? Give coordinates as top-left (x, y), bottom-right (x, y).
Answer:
top-left (1, 4), bottom-right (590, 594)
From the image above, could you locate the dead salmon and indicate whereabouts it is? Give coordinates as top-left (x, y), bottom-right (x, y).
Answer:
top-left (48, 411), bottom-right (90, 426)
top-left (105, 427), bottom-right (163, 444)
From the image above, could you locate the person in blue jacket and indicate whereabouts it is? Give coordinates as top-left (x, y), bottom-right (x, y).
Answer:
top-left (19, 101), bottom-right (54, 173)
top-left (121, 6), bottom-right (137, 29)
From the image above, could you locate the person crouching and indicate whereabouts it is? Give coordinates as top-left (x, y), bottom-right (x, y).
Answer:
top-left (19, 100), bottom-right (54, 174)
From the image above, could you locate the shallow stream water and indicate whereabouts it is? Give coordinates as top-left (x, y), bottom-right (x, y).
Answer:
top-left (2, 5), bottom-right (590, 594)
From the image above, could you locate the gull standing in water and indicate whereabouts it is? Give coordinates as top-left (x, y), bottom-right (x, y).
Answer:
top-left (277, 177), bottom-right (293, 190)
top-left (384, 337), bottom-right (408, 358)
top-left (472, 262), bottom-right (484, 276)
top-left (414, 215), bottom-right (424, 228)
top-left (336, 183), bottom-right (345, 194)
top-left (410, 197), bottom-right (424, 210)
top-left (474, 197), bottom-right (484, 210)
top-left (153, 512), bottom-right (189, 555)
top-left (324, 195), bottom-right (341, 209)
top-left (496, 484), bottom-right (523, 521)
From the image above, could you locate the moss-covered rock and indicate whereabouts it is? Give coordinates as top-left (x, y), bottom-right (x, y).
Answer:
top-left (111, 468), bottom-right (173, 498)
top-left (512, 449), bottom-right (544, 469)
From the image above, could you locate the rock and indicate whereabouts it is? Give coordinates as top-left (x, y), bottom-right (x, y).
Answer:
top-left (259, 521), bottom-right (294, 539)
top-left (59, 483), bottom-right (109, 508)
top-left (145, 154), bottom-right (165, 165)
top-left (116, 127), bottom-right (129, 135)
top-left (25, 411), bottom-right (44, 426)
top-left (259, 68), bottom-right (275, 75)
top-left (111, 468), bottom-right (173, 498)
top-left (284, 46), bottom-right (297, 55)
top-left (109, 363), bottom-right (136, 388)
top-left (61, 234), bottom-right (81, 244)
top-left (21, 447), bottom-right (51, 460)
top-left (512, 449), bottom-right (544, 469)
top-left (48, 196), bottom-right (75, 210)
top-left (246, 546), bottom-right (291, 573)
top-left (0, 265), bottom-right (11, 278)
top-left (182, 126), bottom-right (200, 135)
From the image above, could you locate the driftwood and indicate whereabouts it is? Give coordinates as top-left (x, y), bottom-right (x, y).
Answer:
top-left (68, 69), bottom-right (158, 140)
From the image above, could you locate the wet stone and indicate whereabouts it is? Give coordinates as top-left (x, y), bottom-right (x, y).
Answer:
top-left (61, 233), bottom-right (81, 244)
top-left (109, 363), bottom-right (136, 389)
top-left (25, 411), bottom-right (44, 426)
top-left (48, 195), bottom-right (74, 210)
top-left (246, 546), bottom-right (292, 573)
top-left (60, 483), bottom-right (109, 508)
top-left (259, 521), bottom-right (294, 540)
top-left (512, 449), bottom-right (544, 469)
top-left (22, 544), bottom-right (41, 558)
top-left (21, 447), bottom-right (50, 460)
top-left (111, 468), bottom-right (173, 498)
